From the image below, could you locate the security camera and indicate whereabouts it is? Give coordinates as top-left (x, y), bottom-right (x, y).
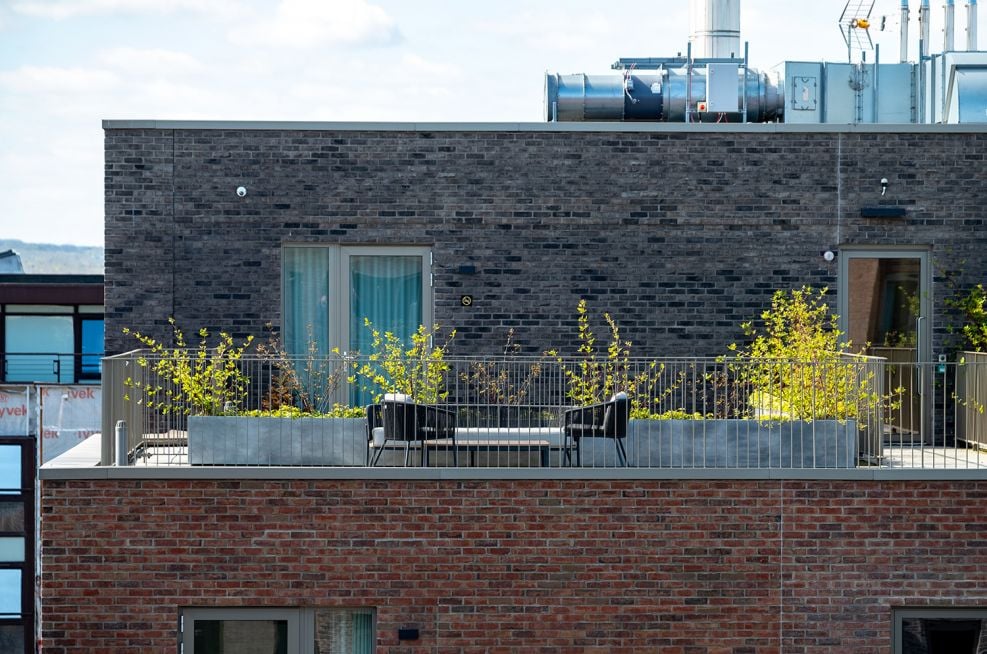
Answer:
top-left (236, 186), bottom-right (247, 198)
top-left (880, 178), bottom-right (888, 196)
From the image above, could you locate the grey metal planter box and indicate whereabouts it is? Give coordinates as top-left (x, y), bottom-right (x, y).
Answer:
top-left (577, 419), bottom-right (859, 468)
top-left (188, 416), bottom-right (366, 466)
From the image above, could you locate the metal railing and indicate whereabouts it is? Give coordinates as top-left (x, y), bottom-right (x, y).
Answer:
top-left (99, 350), bottom-right (987, 469)
top-left (1, 351), bottom-right (101, 385)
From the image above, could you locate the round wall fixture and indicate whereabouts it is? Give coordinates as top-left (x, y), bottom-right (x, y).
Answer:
top-left (822, 250), bottom-right (836, 262)
top-left (236, 186), bottom-right (247, 197)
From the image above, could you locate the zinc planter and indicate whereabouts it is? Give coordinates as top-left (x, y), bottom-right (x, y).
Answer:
top-left (188, 416), bottom-right (366, 466)
top-left (577, 419), bottom-right (859, 468)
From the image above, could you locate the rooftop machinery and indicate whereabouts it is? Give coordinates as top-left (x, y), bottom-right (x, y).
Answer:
top-left (545, 0), bottom-right (783, 122)
top-left (545, 0), bottom-right (987, 124)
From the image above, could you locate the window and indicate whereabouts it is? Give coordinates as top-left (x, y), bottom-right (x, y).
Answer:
top-left (283, 245), bottom-right (431, 405)
top-left (0, 439), bottom-right (34, 654)
top-left (893, 608), bottom-right (987, 654)
top-left (182, 608), bottom-right (374, 654)
top-left (1, 304), bottom-right (105, 384)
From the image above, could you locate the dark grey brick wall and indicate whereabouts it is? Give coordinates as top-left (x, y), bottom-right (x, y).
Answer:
top-left (104, 126), bottom-right (987, 357)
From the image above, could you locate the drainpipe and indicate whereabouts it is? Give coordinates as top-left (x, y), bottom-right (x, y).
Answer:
top-left (946, 0), bottom-right (956, 51)
top-left (968, 0), bottom-right (979, 50)
top-left (901, 0), bottom-right (910, 62)
top-left (920, 0), bottom-right (931, 58)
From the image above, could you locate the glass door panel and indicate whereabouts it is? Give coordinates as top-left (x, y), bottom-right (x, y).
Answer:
top-left (840, 250), bottom-right (931, 445)
top-left (347, 254), bottom-right (424, 406)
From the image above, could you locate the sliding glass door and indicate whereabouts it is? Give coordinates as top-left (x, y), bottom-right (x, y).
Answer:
top-left (283, 245), bottom-right (431, 406)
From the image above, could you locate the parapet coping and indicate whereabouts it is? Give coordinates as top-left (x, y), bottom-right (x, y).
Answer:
top-left (39, 466), bottom-right (987, 482)
top-left (41, 435), bottom-right (987, 481)
top-left (101, 119), bottom-right (987, 135)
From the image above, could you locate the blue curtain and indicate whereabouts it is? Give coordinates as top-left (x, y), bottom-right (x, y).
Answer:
top-left (349, 255), bottom-right (422, 353)
top-left (349, 255), bottom-right (422, 406)
top-left (283, 247), bottom-right (330, 357)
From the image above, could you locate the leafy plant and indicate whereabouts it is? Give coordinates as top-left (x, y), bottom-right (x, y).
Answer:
top-left (254, 323), bottom-right (352, 415)
top-left (946, 283), bottom-right (987, 352)
top-left (243, 406), bottom-right (365, 419)
top-left (549, 300), bottom-right (678, 414)
top-left (123, 319), bottom-right (254, 416)
top-left (353, 319), bottom-right (455, 404)
top-left (461, 328), bottom-right (547, 405)
top-left (725, 286), bottom-right (879, 421)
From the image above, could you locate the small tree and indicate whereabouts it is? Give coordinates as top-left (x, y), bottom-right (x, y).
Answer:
top-left (727, 286), bottom-right (876, 420)
top-left (353, 320), bottom-right (455, 404)
top-left (550, 300), bottom-right (674, 416)
top-left (123, 319), bottom-right (254, 416)
top-left (946, 283), bottom-right (987, 353)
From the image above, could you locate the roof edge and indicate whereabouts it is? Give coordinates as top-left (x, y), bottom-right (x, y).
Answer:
top-left (101, 119), bottom-right (987, 134)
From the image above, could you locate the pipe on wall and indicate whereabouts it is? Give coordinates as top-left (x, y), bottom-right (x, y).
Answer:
top-left (968, 0), bottom-right (979, 50)
top-left (946, 0), bottom-right (956, 51)
top-left (901, 0), bottom-right (910, 63)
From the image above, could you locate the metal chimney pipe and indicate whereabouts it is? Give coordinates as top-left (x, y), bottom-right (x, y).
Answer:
top-left (689, 0), bottom-right (741, 59)
top-left (946, 0), bottom-right (956, 51)
top-left (920, 0), bottom-right (931, 58)
top-left (901, 0), bottom-right (910, 62)
top-left (968, 0), bottom-right (979, 50)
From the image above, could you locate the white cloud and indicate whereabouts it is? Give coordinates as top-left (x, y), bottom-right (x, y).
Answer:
top-left (0, 65), bottom-right (119, 93)
top-left (400, 53), bottom-right (459, 78)
top-left (228, 0), bottom-right (400, 48)
top-left (479, 10), bottom-right (629, 53)
top-left (12, 0), bottom-right (238, 19)
top-left (97, 47), bottom-right (203, 75)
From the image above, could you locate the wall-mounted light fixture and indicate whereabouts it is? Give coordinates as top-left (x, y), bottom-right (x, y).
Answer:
top-left (880, 177), bottom-right (888, 196)
top-left (236, 186), bottom-right (247, 198)
top-left (822, 250), bottom-right (836, 262)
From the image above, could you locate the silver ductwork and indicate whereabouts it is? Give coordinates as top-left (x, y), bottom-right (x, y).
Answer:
top-left (689, 0), bottom-right (741, 58)
top-left (545, 68), bottom-right (783, 123)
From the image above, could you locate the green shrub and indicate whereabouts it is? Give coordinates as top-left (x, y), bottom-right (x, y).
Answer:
top-left (353, 320), bottom-right (455, 404)
top-left (946, 283), bottom-right (987, 352)
top-left (550, 299), bottom-right (677, 414)
top-left (726, 286), bottom-right (877, 421)
top-left (123, 319), bottom-right (254, 416)
top-left (242, 405), bottom-right (365, 419)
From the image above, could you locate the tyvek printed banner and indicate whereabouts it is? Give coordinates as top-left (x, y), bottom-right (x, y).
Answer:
top-left (0, 386), bottom-right (30, 436)
top-left (40, 385), bottom-right (101, 463)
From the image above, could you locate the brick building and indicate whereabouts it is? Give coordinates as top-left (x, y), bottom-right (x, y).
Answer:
top-left (101, 122), bottom-right (987, 361)
top-left (38, 121), bottom-right (987, 653)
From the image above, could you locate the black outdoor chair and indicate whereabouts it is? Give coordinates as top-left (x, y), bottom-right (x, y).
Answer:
top-left (368, 395), bottom-right (458, 467)
top-left (562, 393), bottom-right (630, 467)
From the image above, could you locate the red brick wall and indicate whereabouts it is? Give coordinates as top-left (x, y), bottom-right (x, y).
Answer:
top-left (40, 479), bottom-right (987, 653)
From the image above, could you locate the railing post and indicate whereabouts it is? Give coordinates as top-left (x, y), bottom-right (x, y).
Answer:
top-left (115, 420), bottom-right (128, 466)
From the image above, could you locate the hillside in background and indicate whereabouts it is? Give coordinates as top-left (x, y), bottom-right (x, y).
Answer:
top-left (0, 239), bottom-right (103, 275)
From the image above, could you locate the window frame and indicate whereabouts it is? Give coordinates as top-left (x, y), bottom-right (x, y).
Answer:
top-left (892, 607), bottom-right (987, 654)
top-left (0, 304), bottom-right (105, 384)
top-left (181, 608), bottom-right (313, 654)
top-left (0, 438), bottom-right (35, 654)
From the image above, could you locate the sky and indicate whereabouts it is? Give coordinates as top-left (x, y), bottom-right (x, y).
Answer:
top-left (1, 0), bottom-right (983, 247)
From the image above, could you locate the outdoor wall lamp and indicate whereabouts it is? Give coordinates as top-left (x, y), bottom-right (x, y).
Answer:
top-left (236, 186), bottom-right (247, 197)
top-left (822, 250), bottom-right (836, 262)
top-left (880, 177), bottom-right (888, 196)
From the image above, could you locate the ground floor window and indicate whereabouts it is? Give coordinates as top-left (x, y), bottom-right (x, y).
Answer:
top-left (894, 608), bottom-right (987, 654)
top-left (182, 607), bottom-right (374, 654)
